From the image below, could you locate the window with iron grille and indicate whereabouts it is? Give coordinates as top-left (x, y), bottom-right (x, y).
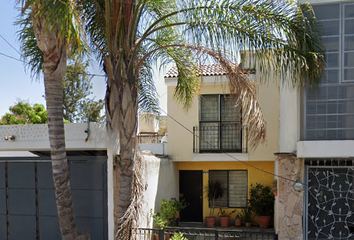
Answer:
top-left (199, 95), bottom-right (242, 152)
top-left (209, 170), bottom-right (248, 208)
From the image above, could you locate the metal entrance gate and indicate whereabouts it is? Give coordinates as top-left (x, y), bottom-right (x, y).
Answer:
top-left (306, 162), bottom-right (354, 240)
top-left (0, 156), bottom-right (107, 240)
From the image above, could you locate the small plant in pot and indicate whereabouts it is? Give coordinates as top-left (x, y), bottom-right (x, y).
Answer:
top-left (249, 183), bottom-right (275, 229)
top-left (205, 180), bottom-right (224, 227)
top-left (218, 205), bottom-right (236, 228)
top-left (151, 209), bottom-right (170, 240)
top-left (234, 213), bottom-right (242, 227)
top-left (239, 206), bottom-right (254, 227)
top-left (170, 196), bottom-right (188, 220)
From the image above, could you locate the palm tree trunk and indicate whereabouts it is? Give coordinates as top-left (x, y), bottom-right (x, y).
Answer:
top-left (106, 66), bottom-right (139, 238)
top-left (32, 19), bottom-right (87, 240)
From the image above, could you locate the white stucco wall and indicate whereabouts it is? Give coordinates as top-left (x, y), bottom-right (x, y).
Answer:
top-left (139, 143), bottom-right (168, 155)
top-left (0, 123), bottom-right (118, 151)
top-left (297, 140), bottom-right (354, 158)
top-left (139, 154), bottom-right (178, 228)
top-left (278, 85), bottom-right (301, 153)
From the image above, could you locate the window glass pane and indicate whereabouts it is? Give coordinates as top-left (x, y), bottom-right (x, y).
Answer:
top-left (316, 130), bottom-right (326, 139)
top-left (345, 52), bottom-right (354, 67)
top-left (327, 115), bottom-right (338, 128)
top-left (318, 87), bottom-right (327, 100)
top-left (313, 4), bottom-right (339, 20)
top-left (345, 19), bottom-right (354, 35)
top-left (327, 102), bottom-right (338, 114)
top-left (306, 102), bottom-right (316, 115)
top-left (327, 70), bottom-right (340, 84)
top-left (221, 123), bottom-right (241, 151)
top-left (221, 96), bottom-right (240, 121)
top-left (200, 122), bottom-right (219, 151)
top-left (209, 171), bottom-right (227, 208)
top-left (326, 53), bottom-right (339, 68)
top-left (317, 102), bottom-right (326, 114)
top-left (229, 171), bottom-right (247, 208)
top-left (323, 37), bottom-right (339, 52)
top-left (338, 115), bottom-right (354, 128)
top-left (317, 116), bottom-right (326, 129)
top-left (340, 100), bottom-right (354, 114)
top-left (306, 130), bottom-right (317, 140)
top-left (345, 36), bottom-right (354, 51)
top-left (319, 20), bottom-right (339, 36)
top-left (339, 85), bottom-right (354, 99)
top-left (344, 4), bottom-right (354, 18)
top-left (327, 86), bottom-right (338, 99)
top-left (201, 95), bottom-right (219, 121)
top-left (344, 69), bottom-right (354, 81)
top-left (327, 130), bottom-right (337, 139)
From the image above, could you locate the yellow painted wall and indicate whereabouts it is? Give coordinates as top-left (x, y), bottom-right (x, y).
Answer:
top-left (166, 76), bottom-right (279, 162)
top-left (178, 161), bottom-right (274, 219)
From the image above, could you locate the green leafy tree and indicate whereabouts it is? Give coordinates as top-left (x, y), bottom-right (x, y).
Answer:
top-left (16, 1), bottom-right (87, 239)
top-left (0, 101), bottom-right (47, 125)
top-left (78, 98), bottom-right (105, 123)
top-left (62, 59), bottom-right (105, 123)
top-left (81, 0), bottom-right (325, 238)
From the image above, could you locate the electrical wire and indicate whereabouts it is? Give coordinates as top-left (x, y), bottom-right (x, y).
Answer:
top-left (0, 34), bottom-right (22, 56)
top-left (0, 34), bottom-right (106, 78)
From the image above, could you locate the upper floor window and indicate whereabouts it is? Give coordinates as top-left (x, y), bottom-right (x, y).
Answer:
top-left (194, 95), bottom-right (243, 152)
top-left (304, 2), bottom-right (354, 140)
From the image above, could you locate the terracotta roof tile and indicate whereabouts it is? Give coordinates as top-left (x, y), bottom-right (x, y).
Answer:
top-left (165, 64), bottom-right (228, 78)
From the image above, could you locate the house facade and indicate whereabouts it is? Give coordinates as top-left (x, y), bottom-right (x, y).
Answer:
top-left (165, 65), bottom-right (278, 224)
top-left (276, 0), bottom-right (354, 239)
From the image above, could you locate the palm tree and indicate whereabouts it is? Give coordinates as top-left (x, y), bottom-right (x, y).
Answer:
top-left (81, 0), bottom-right (324, 238)
top-left (17, 1), bottom-right (88, 239)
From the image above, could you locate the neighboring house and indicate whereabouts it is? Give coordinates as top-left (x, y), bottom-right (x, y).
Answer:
top-left (164, 64), bottom-right (278, 223)
top-left (0, 123), bottom-right (176, 240)
top-left (0, 123), bottom-right (115, 240)
top-left (276, 1), bottom-right (354, 239)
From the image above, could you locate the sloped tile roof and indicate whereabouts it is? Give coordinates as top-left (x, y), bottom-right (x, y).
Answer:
top-left (165, 64), bottom-right (229, 78)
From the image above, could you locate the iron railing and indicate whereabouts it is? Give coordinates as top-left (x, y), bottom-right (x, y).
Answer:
top-left (193, 123), bottom-right (248, 153)
top-left (134, 227), bottom-right (277, 240)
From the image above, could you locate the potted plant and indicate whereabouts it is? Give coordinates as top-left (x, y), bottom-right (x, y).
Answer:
top-left (239, 206), bottom-right (254, 227)
top-left (151, 209), bottom-right (170, 240)
top-left (249, 183), bottom-right (275, 229)
top-left (151, 197), bottom-right (186, 240)
top-left (234, 213), bottom-right (242, 227)
top-left (205, 180), bottom-right (224, 227)
top-left (170, 196), bottom-right (188, 220)
top-left (218, 205), bottom-right (236, 228)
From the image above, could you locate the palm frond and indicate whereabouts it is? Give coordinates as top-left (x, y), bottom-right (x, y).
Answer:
top-left (16, 0), bottom-right (87, 76)
top-left (138, 55), bottom-right (160, 115)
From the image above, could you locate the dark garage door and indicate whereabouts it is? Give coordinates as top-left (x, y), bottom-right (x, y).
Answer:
top-left (0, 157), bottom-right (107, 240)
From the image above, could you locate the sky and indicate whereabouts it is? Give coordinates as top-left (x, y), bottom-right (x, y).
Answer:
top-left (0, 1), bottom-right (167, 117)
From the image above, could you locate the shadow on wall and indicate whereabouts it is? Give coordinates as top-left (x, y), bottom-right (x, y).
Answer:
top-left (139, 153), bottom-right (178, 228)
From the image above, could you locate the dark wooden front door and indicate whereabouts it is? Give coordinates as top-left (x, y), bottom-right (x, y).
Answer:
top-left (179, 170), bottom-right (203, 222)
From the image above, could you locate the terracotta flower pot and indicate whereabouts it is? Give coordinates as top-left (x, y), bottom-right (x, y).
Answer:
top-left (155, 234), bottom-right (170, 240)
top-left (235, 218), bottom-right (242, 227)
top-left (258, 215), bottom-right (271, 229)
top-left (245, 222), bottom-right (251, 227)
top-left (205, 216), bottom-right (216, 228)
top-left (219, 216), bottom-right (230, 228)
